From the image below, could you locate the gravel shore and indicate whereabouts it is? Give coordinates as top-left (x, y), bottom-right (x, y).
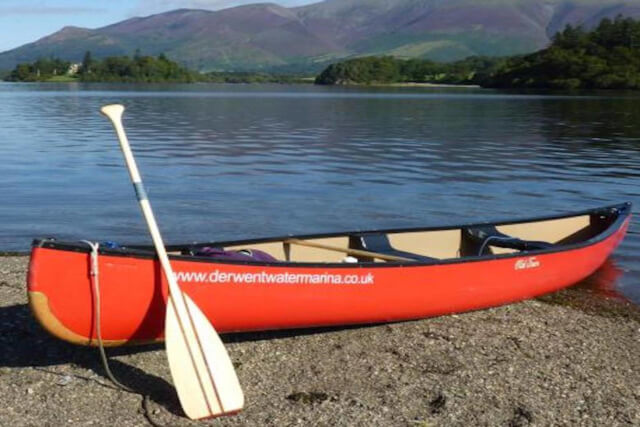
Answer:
top-left (1, 255), bottom-right (638, 426)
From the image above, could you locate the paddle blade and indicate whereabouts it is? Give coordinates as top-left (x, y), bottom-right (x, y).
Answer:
top-left (165, 293), bottom-right (244, 419)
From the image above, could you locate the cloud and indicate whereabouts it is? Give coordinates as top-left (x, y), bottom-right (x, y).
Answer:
top-left (0, 6), bottom-right (105, 15)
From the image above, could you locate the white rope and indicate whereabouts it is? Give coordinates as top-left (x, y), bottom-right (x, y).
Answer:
top-left (80, 240), bottom-right (133, 393)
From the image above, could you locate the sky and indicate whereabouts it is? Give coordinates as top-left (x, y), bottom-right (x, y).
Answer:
top-left (0, 0), bottom-right (317, 52)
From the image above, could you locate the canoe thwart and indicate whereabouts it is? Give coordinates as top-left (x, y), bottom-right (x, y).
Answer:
top-left (284, 238), bottom-right (414, 262)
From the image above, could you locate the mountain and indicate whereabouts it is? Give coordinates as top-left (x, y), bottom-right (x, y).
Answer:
top-left (2, 0), bottom-right (640, 72)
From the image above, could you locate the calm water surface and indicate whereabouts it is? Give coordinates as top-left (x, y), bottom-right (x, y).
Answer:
top-left (0, 82), bottom-right (638, 303)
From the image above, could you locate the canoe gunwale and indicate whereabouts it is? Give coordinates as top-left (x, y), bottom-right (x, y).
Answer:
top-left (31, 202), bottom-right (632, 268)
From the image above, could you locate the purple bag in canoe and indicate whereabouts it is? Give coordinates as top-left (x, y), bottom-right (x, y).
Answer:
top-left (194, 247), bottom-right (277, 262)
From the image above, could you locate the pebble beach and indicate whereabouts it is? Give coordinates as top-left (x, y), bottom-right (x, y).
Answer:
top-left (1, 255), bottom-right (638, 426)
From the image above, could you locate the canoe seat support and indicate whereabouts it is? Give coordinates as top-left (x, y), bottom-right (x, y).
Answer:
top-left (460, 225), bottom-right (553, 256)
top-left (349, 233), bottom-right (436, 262)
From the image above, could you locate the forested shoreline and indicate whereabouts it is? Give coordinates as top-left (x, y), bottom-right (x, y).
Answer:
top-left (314, 56), bottom-right (499, 86)
top-left (316, 16), bottom-right (640, 90)
top-left (483, 16), bottom-right (640, 89)
top-left (4, 52), bottom-right (196, 83)
top-left (3, 51), bottom-right (307, 84)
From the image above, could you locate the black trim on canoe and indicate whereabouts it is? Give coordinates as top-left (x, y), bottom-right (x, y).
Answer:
top-left (32, 202), bottom-right (632, 269)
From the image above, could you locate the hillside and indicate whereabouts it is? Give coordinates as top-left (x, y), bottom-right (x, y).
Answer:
top-left (2, 0), bottom-right (640, 72)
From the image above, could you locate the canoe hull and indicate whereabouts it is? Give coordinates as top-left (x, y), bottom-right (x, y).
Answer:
top-left (27, 211), bottom-right (630, 347)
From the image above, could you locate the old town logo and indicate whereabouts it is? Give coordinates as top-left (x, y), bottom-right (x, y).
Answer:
top-left (515, 257), bottom-right (540, 270)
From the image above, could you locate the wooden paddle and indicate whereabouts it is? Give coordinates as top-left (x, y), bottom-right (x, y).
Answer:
top-left (100, 104), bottom-right (244, 419)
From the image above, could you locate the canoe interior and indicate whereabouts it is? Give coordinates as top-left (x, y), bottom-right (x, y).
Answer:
top-left (142, 203), bottom-right (628, 264)
top-left (220, 215), bottom-right (589, 262)
top-left (33, 203), bottom-right (629, 264)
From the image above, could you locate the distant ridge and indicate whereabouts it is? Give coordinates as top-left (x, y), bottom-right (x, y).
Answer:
top-left (2, 0), bottom-right (640, 72)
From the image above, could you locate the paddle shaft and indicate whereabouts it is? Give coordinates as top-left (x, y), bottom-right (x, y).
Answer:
top-left (285, 238), bottom-right (413, 262)
top-left (102, 106), bottom-right (179, 297)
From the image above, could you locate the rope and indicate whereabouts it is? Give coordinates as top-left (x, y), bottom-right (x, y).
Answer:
top-left (82, 240), bottom-right (134, 392)
top-left (81, 241), bottom-right (165, 427)
top-left (478, 235), bottom-right (517, 256)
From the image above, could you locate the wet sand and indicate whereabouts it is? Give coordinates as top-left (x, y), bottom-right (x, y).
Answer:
top-left (1, 255), bottom-right (638, 426)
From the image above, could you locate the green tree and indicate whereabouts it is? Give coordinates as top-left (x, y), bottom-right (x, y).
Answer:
top-left (81, 51), bottom-right (93, 74)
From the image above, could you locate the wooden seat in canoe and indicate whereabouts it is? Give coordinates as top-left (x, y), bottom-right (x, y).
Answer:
top-left (349, 232), bottom-right (436, 262)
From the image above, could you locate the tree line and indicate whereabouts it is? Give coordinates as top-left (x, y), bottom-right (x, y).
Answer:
top-left (482, 16), bottom-right (640, 89)
top-left (5, 51), bottom-right (197, 83)
top-left (5, 57), bottom-right (73, 82)
top-left (79, 51), bottom-right (195, 82)
top-left (4, 50), bottom-right (309, 84)
top-left (316, 16), bottom-right (640, 90)
top-left (314, 56), bottom-right (500, 85)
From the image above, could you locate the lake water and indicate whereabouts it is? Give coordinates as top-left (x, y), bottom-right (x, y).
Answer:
top-left (0, 82), bottom-right (638, 303)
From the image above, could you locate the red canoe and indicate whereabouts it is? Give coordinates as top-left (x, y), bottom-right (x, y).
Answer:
top-left (28, 202), bottom-right (631, 347)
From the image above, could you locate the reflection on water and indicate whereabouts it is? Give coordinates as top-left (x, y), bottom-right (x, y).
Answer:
top-left (0, 83), bottom-right (638, 303)
top-left (576, 259), bottom-right (627, 301)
